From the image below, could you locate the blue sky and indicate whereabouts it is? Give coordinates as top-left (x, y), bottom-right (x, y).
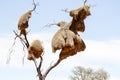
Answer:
top-left (0, 0), bottom-right (120, 80)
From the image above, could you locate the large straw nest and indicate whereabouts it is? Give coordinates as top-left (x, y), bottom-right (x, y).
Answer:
top-left (52, 28), bottom-right (76, 53)
top-left (52, 22), bottom-right (86, 60)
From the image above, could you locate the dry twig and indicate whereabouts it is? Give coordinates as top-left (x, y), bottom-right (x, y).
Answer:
top-left (62, 8), bottom-right (70, 13)
top-left (83, 0), bottom-right (87, 5)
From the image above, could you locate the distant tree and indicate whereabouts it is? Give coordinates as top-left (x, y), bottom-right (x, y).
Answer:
top-left (69, 66), bottom-right (109, 80)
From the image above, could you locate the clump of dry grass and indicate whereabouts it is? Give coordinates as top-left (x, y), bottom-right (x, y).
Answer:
top-left (59, 35), bottom-right (86, 60)
top-left (52, 28), bottom-right (76, 53)
top-left (69, 5), bottom-right (91, 34)
top-left (52, 27), bottom-right (86, 60)
top-left (28, 40), bottom-right (44, 60)
top-left (70, 5), bottom-right (90, 21)
top-left (18, 10), bottom-right (32, 36)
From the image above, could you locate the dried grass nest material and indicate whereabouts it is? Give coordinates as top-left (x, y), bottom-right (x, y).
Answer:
top-left (70, 5), bottom-right (91, 21)
top-left (28, 39), bottom-right (44, 60)
top-left (69, 5), bottom-right (91, 34)
top-left (52, 27), bottom-right (86, 60)
top-left (18, 10), bottom-right (32, 35)
top-left (57, 21), bottom-right (85, 34)
top-left (59, 35), bottom-right (86, 60)
top-left (52, 28), bottom-right (76, 53)
top-left (57, 5), bottom-right (91, 35)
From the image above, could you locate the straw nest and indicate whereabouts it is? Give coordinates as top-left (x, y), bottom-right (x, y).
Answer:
top-left (69, 5), bottom-right (91, 34)
top-left (18, 10), bottom-right (32, 35)
top-left (59, 35), bottom-right (86, 60)
top-left (52, 28), bottom-right (76, 53)
top-left (70, 5), bottom-right (90, 21)
top-left (28, 39), bottom-right (43, 60)
top-left (56, 5), bottom-right (91, 35)
top-left (52, 27), bottom-right (86, 60)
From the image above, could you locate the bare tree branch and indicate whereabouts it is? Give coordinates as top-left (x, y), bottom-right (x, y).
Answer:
top-left (6, 33), bottom-right (18, 64)
top-left (83, 0), bottom-right (87, 5)
top-left (39, 22), bottom-right (57, 32)
top-left (24, 35), bottom-right (29, 48)
top-left (31, 0), bottom-right (37, 12)
top-left (11, 0), bottom-right (89, 80)
top-left (43, 59), bottom-right (61, 78)
top-left (13, 31), bottom-right (29, 48)
top-left (13, 31), bottom-right (27, 47)
top-left (62, 8), bottom-right (70, 13)
top-left (44, 23), bottom-right (57, 28)
top-left (38, 56), bottom-right (43, 70)
top-left (32, 57), bottom-right (43, 80)
top-left (37, 57), bottom-right (44, 80)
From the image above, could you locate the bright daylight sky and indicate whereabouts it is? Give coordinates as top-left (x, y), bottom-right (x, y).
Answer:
top-left (0, 0), bottom-right (120, 80)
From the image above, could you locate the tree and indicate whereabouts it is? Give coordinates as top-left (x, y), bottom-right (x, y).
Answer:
top-left (9, 0), bottom-right (91, 80)
top-left (70, 66), bottom-right (109, 80)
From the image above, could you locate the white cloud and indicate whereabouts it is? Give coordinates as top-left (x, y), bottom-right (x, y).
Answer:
top-left (82, 40), bottom-right (120, 62)
top-left (0, 33), bottom-right (120, 80)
